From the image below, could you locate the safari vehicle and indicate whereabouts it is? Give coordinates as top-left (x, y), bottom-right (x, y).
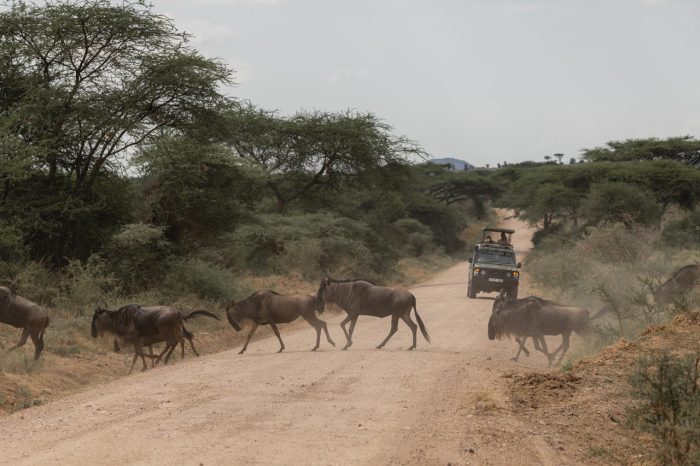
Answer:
top-left (467, 227), bottom-right (521, 299)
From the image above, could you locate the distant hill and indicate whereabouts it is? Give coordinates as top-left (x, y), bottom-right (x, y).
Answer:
top-left (429, 157), bottom-right (475, 171)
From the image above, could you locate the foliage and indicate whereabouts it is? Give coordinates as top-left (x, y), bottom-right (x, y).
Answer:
top-left (135, 136), bottom-right (263, 244)
top-left (583, 136), bottom-right (700, 165)
top-left (105, 224), bottom-right (172, 294)
top-left (420, 164), bottom-right (501, 219)
top-left (164, 258), bottom-right (239, 302)
top-left (223, 213), bottom-right (394, 279)
top-left (497, 161), bottom-right (700, 230)
top-left (223, 105), bottom-right (424, 212)
top-left (628, 352), bottom-right (700, 466)
top-left (581, 182), bottom-right (662, 227)
top-left (0, 0), bottom-right (231, 263)
top-left (662, 210), bottom-right (700, 248)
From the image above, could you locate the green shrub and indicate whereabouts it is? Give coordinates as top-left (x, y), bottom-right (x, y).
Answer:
top-left (628, 352), bottom-right (700, 466)
top-left (662, 210), bottom-right (700, 248)
top-left (224, 213), bottom-right (392, 278)
top-left (581, 182), bottom-right (662, 227)
top-left (106, 223), bottom-right (173, 293)
top-left (164, 258), bottom-right (238, 302)
top-left (0, 221), bottom-right (27, 263)
top-left (57, 255), bottom-right (121, 315)
top-left (392, 218), bottom-right (436, 257)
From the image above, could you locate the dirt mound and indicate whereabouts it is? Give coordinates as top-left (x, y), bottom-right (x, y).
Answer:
top-left (503, 310), bottom-right (700, 465)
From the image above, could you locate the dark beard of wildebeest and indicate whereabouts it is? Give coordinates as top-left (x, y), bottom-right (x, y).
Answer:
top-left (107, 306), bottom-right (221, 368)
top-left (316, 278), bottom-right (430, 350)
top-left (653, 264), bottom-right (700, 307)
top-left (225, 291), bottom-right (335, 354)
top-left (0, 286), bottom-right (50, 360)
top-left (488, 291), bottom-right (592, 367)
top-left (91, 304), bottom-right (219, 373)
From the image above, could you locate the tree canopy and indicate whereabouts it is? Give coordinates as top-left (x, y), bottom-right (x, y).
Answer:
top-left (0, 0), bottom-right (232, 262)
top-left (582, 136), bottom-right (700, 165)
top-left (223, 105), bottom-right (424, 212)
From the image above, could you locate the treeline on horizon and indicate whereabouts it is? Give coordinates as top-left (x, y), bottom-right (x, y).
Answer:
top-left (1, 1), bottom-right (700, 308)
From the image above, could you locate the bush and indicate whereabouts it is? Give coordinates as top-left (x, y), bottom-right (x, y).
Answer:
top-left (662, 210), bottom-right (700, 248)
top-left (224, 213), bottom-right (392, 279)
top-left (391, 218), bottom-right (436, 257)
top-left (164, 258), bottom-right (238, 302)
top-left (628, 352), bottom-right (700, 466)
top-left (106, 223), bottom-right (173, 293)
top-left (581, 182), bottom-right (662, 227)
top-left (56, 255), bottom-right (121, 315)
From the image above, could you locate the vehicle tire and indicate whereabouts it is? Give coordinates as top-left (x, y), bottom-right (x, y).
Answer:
top-left (468, 280), bottom-right (476, 299)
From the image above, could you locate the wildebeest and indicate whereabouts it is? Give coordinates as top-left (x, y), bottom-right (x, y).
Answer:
top-left (654, 264), bottom-right (700, 307)
top-left (226, 290), bottom-right (334, 354)
top-left (488, 292), bottom-right (591, 366)
top-left (91, 304), bottom-right (219, 373)
top-left (316, 278), bottom-right (430, 350)
top-left (0, 286), bottom-right (50, 360)
top-left (493, 293), bottom-right (564, 361)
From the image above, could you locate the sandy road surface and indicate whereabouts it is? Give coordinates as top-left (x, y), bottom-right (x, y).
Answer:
top-left (0, 217), bottom-right (569, 466)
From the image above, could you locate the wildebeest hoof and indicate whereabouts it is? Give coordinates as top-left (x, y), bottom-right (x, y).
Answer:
top-left (277, 348), bottom-right (284, 353)
top-left (311, 347), bottom-right (318, 352)
top-left (329, 341), bottom-right (336, 347)
top-left (510, 357), bottom-right (518, 361)
top-left (407, 346), bottom-right (415, 351)
top-left (238, 349), bottom-right (246, 354)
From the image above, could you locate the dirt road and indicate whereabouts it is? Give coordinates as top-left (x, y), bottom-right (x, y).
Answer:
top-left (0, 217), bottom-right (570, 465)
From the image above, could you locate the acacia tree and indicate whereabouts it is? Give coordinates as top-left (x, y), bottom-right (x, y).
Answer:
top-left (0, 0), bottom-right (232, 262)
top-left (224, 105), bottom-right (423, 212)
top-left (582, 136), bottom-right (700, 165)
top-left (420, 164), bottom-right (501, 219)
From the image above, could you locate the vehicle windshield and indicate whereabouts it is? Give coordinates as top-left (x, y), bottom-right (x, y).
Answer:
top-left (476, 249), bottom-right (516, 266)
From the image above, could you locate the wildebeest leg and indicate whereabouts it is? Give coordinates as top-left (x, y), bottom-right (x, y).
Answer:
top-left (163, 341), bottom-right (178, 364)
top-left (187, 336), bottom-right (200, 357)
top-left (512, 336), bottom-right (529, 361)
top-left (149, 345), bottom-right (155, 368)
top-left (135, 339), bottom-right (149, 372)
top-left (376, 314), bottom-right (400, 349)
top-left (9, 328), bottom-right (29, 351)
top-left (239, 322), bottom-right (258, 354)
top-left (301, 314), bottom-right (323, 351)
top-left (321, 321), bottom-right (335, 347)
top-left (339, 314), bottom-right (353, 348)
top-left (270, 323), bottom-right (285, 353)
top-left (344, 316), bottom-right (359, 350)
top-left (29, 332), bottom-right (42, 360)
top-left (113, 338), bottom-right (121, 352)
top-left (554, 333), bottom-right (571, 366)
top-left (514, 337), bottom-right (530, 358)
top-left (536, 337), bottom-right (554, 367)
top-left (399, 312), bottom-right (418, 350)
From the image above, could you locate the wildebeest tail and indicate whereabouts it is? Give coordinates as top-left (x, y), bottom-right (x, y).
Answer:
top-left (183, 310), bottom-right (221, 321)
top-left (181, 322), bottom-right (194, 341)
top-left (412, 296), bottom-right (431, 343)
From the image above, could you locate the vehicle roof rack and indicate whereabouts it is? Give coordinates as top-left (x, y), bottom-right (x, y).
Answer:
top-left (482, 227), bottom-right (515, 234)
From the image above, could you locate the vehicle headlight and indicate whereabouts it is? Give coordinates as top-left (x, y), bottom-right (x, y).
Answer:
top-left (474, 267), bottom-right (480, 275)
top-left (512, 271), bottom-right (519, 278)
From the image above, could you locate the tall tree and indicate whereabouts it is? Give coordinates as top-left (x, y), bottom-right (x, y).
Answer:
top-left (224, 105), bottom-right (423, 212)
top-left (0, 0), bottom-right (232, 262)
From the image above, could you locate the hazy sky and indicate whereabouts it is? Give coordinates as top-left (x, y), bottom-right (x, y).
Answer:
top-left (160, 0), bottom-right (700, 166)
